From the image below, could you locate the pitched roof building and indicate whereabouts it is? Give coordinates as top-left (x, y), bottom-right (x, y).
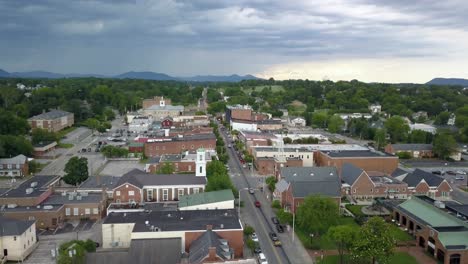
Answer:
top-left (397, 169), bottom-right (452, 200)
top-left (0, 154), bottom-right (29, 177)
top-left (0, 216), bottom-right (37, 261)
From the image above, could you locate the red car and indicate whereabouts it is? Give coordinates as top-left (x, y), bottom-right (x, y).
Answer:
top-left (255, 201), bottom-right (261, 208)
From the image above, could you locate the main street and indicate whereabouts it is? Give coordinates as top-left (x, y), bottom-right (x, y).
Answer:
top-left (218, 124), bottom-right (312, 264)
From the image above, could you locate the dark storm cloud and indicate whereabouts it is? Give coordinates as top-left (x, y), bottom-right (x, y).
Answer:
top-left (1, 0), bottom-right (467, 76)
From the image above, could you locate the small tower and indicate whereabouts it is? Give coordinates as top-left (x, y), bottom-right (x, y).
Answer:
top-left (196, 148), bottom-right (206, 177)
top-left (160, 96), bottom-right (166, 107)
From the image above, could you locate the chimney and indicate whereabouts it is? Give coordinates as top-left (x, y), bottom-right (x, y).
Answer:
top-left (208, 247), bottom-right (217, 260)
top-left (206, 224), bottom-right (213, 230)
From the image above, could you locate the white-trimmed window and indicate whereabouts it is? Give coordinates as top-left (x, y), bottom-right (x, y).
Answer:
top-left (193, 188), bottom-right (200, 194)
top-left (128, 190), bottom-right (135, 196)
top-left (73, 208), bottom-right (79, 216)
top-left (85, 208), bottom-right (90, 215)
top-left (163, 189), bottom-right (169, 201)
top-left (66, 208), bottom-right (71, 216)
top-left (116, 191), bottom-right (121, 196)
top-left (93, 208), bottom-right (99, 214)
top-left (178, 189), bottom-right (184, 198)
top-left (147, 189), bottom-right (153, 201)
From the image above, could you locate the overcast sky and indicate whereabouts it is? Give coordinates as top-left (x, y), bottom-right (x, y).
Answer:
top-left (2, 0), bottom-right (468, 83)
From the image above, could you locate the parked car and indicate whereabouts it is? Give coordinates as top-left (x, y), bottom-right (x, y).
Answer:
top-left (276, 224), bottom-right (284, 233)
top-left (258, 253), bottom-right (267, 263)
top-left (251, 233), bottom-right (259, 242)
top-left (269, 232), bottom-right (278, 241)
top-left (254, 246), bottom-right (262, 254)
top-left (271, 217), bottom-right (279, 225)
top-left (446, 171), bottom-right (456, 175)
top-left (432, 170), bottom-right (442, 175)
top-left (255, 201), bottom-right (261, 208)
top-left (273, 240), bottom-right (282, 247)
top-left (81, 148), bottom-right (87, 152)
top-left (455, 175), bottom-right (465, 180)
top-left (455, 170), bottom-right (467, 175)
top-left (249, 188), bottom-right (255, 194)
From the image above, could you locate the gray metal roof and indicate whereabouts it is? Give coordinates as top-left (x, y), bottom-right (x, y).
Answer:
top-left (115, 169), bottom-right (206, 189)
top-left (0, 154), bottom-right (27, 165)
top-left (104, 209), bottom-right (241, 232)
top-left (79, 175), bottom-right (120, 189)
top-left (290, 180), bottom-right (341, 198)
top-left (402, 169), bottom-right (445, 187)
top-left (281, 167), bottom-right (338, 182)
top-left (0, 216), bottom-right (35, 236)
top-left (391, 168), bottom-right (409, 178)
top-left (341, 163), bottom-right (364, 185)
top-left (145, 105), bottom-right (184, 111)
top-left (43, 193), bottom-right (103, 205)
top-left (325, 150), bottom-right (393, 158)
top-left (390, 144), bottom-right (433, 151)
top-left (189, 230), bottom-right (231, 263)
top-left (28, 110), bottom-right (72, 120)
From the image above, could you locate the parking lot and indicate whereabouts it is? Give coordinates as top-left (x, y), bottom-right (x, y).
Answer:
top-left (99, 160), bottom-right (144, 176)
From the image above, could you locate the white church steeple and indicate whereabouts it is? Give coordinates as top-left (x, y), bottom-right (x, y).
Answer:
top-left (196, 148), bottom-right (206, 177)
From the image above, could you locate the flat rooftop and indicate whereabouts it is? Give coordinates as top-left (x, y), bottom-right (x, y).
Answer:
top-left (79, 176), bottom-right (120, 189)
top-left (0, 175), bottom-right (58, 198)
top-left (43, 193), bottom-right (103, 205)
top-left (104, 209), bottom-right (241, 232)
top-left (324, 150), bottom-right (394, 158)
top-left (370, 175), bottom-right (404, 185)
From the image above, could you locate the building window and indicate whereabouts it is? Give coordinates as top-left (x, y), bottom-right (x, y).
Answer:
top-left (128, 190), bottom-right (135, 196)
top-left (116, 191), bottom-right (121, 196)
top-left (193, 188), bottom-right (200, 194)
top-left (371, 189), bottom-right (373, 193)
top-left (163, 189), bottom-right (169, 201)
top-left (402, 188), bottom-right (406, 192)
top-left (178, 188), bottom-right (184, 197)
top-left (7, 164), bottom-right (12, 169)
top-left (85, 208), bottom-right (90, 215)
top-left (376, 189), bottom-right (379, 193)
top-left (14, 236), bottom-right (17, 241)
top-left (188, 165), bottom-right (192, 171)
top-left (191, 145), bottom-right (194, 149)
top-left (93, 208), bottom-right (99, 215)
top-left (199, 166), bottom-right (203, 174)
top-left (147, 189), bottom-right (153, 201)
top-left (73, 208), bottom-right (79, 216)
top-left (66, 208), bottom-right (71, 216)
top-left (353, 189), bottom-right (356, 193)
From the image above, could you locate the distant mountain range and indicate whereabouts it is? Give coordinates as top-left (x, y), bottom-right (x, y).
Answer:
top-left (0, 68), bottom-right (261, 82)
top-left (426, 78), bottom-right (468, 86)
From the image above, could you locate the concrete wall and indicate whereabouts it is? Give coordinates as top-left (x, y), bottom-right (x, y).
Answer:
top-left (102, 223), bottom-right (135, 249)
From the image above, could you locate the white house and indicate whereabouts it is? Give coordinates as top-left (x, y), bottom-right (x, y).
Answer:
top-left (369, 104), bottom-right (382, 114)
top-left (289, 117), bottom-right (306, 127)
top-left (0, 216), bottom-right (37, 261)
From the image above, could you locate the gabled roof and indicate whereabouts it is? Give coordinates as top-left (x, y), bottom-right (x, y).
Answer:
top-left (391, 168), bottom-right (409, 178)
top-left (28, 109), bottom-right (72, 120)
top-left (275, 179), bottom-right (289, 193)
top-left (402, 169), bottom-right (445, 187)
top-left (0, 216), bottom-right (35, 236)
top-left (341, 163), bottom-right (364, 185)
top-left (0, 154), bottom-right (27, 165)
top-left (290, 180), bottom-right (341, 198)
top-left (390, 144), bottom-right (433, 151)
top-left (179, 189), bottom-right (234, 208)
top-left (189, 230), bottom-right (231, 263)
top-left (281, 167), bottom-right (338, 182)
top-left (115, 169), bottom-right (206, 189)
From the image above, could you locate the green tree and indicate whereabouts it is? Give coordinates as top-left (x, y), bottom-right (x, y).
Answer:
top-left (328, 225), bottom-right (358, 264)
top-left (265, 176), bottom-right (277, 192)
top-left (311, 112), bottom-right (328, 128)
top-left (384, 116), bottom-right (409, 143)
top-left (296, 196), bottom-right (339, 235)
top-left (157, 162), bottom-right (175, 174)
top-left (0, 135), bottom-right (33, 157)
top-left (374, 128), bottom-right (387, 150)
top-left (103, 108), bottom-right (116, 121)
top-left (63, 157), bottom-right (89, 186)
top-left (433, 133), bottom-right (458, 160)
top-left (350, 217), bottom-right (395, 264)
top-left (408, 129), bottom-right (433, 144)
top-left (328, 114), bottom-right (345, 133)
top-left (206, 160), bottom-right (236, 195)
top-left (31, 128), bottom-right (58, 144)
top-left (83, 118), bottom-right (100, 132)
top-left (0, 110), bottom-right (30, 135)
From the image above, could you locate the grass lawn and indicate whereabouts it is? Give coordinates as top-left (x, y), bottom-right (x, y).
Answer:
top-left (58, 142), bottom-right (74, 149)
top-left (57, 126), bottom-right (77, 139)
top-left (389, 225), bottom-right (413, 242)
top-left (345, 204), bottom-right (365, 217)
top-left (317, 252), bottom-right (418, 264)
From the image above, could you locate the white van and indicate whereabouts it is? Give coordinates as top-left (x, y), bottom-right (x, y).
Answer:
top-left (258, 253), bottom-right (268, 264)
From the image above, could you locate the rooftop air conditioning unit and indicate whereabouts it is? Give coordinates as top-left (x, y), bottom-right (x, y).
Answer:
top-left (44, 205), bottom-right (53, 210)
top-left (61, 192), bottom-right (67, 196)
top-left (25, 188), bottom-right (34, 194)
top-left (7, 204), bottom-right (17, 208)
top-left (76, 195), bottom-right (82, 200)
top-left (30, 182), bottom-right (38, 188)
top-left (68, 195), bottom-right (74, 200)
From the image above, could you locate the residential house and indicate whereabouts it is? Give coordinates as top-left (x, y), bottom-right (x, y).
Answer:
top-left (289, 117), bottom-right (306, 127)
top-left (28, 110), bottom-right (74, 132)
top-left (0, 154), bottom-right (29, 177)
top-left (369, 103), bottom-right (382, 114)
top-left (275, 167), bottom-right (341, 213)
top-left (161, 116), bottom-right (174, 128)
top-left (396, 169), bottom-right (452, 200)
top-left (0, 216), bottom-right (37, 262)
top-left (384, 144), bottom-right (434, 158)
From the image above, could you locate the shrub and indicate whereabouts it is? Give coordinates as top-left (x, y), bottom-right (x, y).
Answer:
top-left (277, 209), bottom-right (293, 225)
top-left (246, 238), bottom-right (256, 252)
top-left (396, 152), bottom-right (412, 159)
top-left (244, 225), bottom-right (255, 236)
top-left (271, 200), bottom-right (281, 209)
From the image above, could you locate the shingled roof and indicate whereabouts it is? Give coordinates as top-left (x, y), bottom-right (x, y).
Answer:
top-left (402, 169), bottom-right (445, 187)
top-left (189, 230), bottom-right (232, 263)
top-left (0, 216), bottom-right (35, 236)
top-left (341, 163), bottom-right (365, 185)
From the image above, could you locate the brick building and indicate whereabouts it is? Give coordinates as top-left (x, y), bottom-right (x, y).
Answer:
top-left (145, 149), bottom-right (216, 174)
top-left (142, 96), bottom-right (172, 109)
top-left (384, 144), bottom-right (434, 158)
top-left (275, 167), bottom-right (341, 213)
top-left (0, 154), bottom-right (29, 177)
top-left (341, 163), bottom-right (408, 202)
top-left (161, 116), bottom-right (173, 128)
top-left (144, 133), bottom-right (216, 157)
top-left (101, 209), bottom-right (244, 259)
top-left (390, 196), bottom-right (468, 264)
top-left (396, 169), bottom-right (452, 200)
top-left (254, 157), bottom-right (302, 176)
top-left (142, 97), bottom-right (184, 120)
top-left (237, 131), bottom-right (278, 153)
top-left (28, 110), bottom-right (74, 132)
top-left (316, 150), bottom-right (398, 174)
top-left (32, 141), bottom-right (57, 158)
top-left (225, 105), bottom-right (252, 123)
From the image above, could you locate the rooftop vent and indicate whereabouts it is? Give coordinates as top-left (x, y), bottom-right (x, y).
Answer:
top-left (25, 188), bottom-right (34, 194)
top-left (30, 182), bottom-right (38, 188)
top-left (167, 213), bottom-right (171, 217)
top-left (293, 173), bottom-right (297, 176)
top-left (145, 220), bottom-right (149, 225)
top-left (220, 224), bottom-right (224, 229)
top-left (44, 205), bottom-right (53, 210)
top-left (310, 173), bottom-right (314, 176)
top-left (330, 172), bottom-right (334, 176)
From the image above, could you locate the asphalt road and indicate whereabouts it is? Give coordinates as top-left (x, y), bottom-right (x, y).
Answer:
top-left (219, 125), bottom-right (312, 264)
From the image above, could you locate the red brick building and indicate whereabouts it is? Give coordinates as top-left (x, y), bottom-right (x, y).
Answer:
top-left (161, 116), bottom-right (174, 128)
top-left (142, 96), bottom-right (171, 109)
top-left (316, 150), bottom-right (398, 174)
top-left (144, 134), bottom-right (216, 157)
top-left (33, 141), bottom-right (57, 158)
top-left (384, 144), bottom-right (434, 158)
top-left (396, 169), bottom-right (452, 200)
top-left (28, 110), bottom-right (74, 132)
top-left (255, 157), bottom-right (303, 176)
